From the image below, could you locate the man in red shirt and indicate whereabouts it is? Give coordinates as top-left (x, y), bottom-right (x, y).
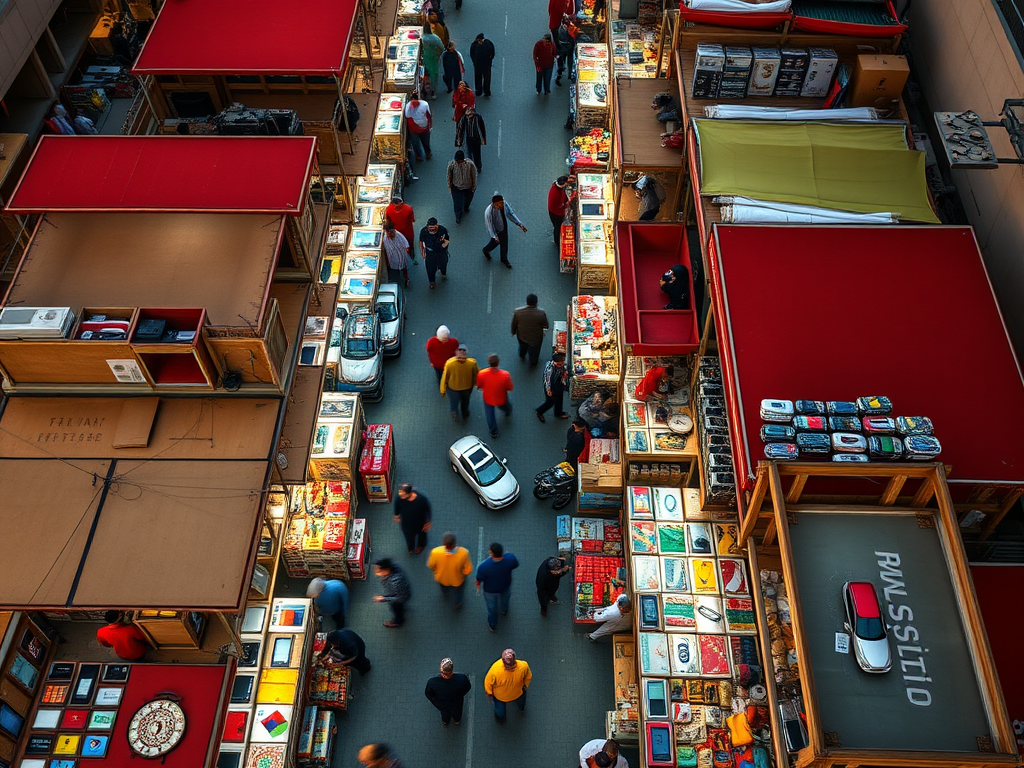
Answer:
top-left (385, 196), bottom-right (417, 265)
top-left (548, 0), bottom-right (573, 53)
top-left (477, 354), bottom-right (514, 438)
top-left (533, 33), bottom-right (557, 95)
top-left (96, 611), bottom-right (149, 660)
top-left (635, 364), bottom-right (674, 402)
top-left (426, 325), bottom-right (460, 383)
top-left (547, 175), bottom-right (572, 244)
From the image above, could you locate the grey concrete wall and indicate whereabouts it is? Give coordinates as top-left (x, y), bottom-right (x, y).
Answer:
top-left (910, 0), bottom-right (1024, 358)
top-left (0, 0), bottom-right (65, 101)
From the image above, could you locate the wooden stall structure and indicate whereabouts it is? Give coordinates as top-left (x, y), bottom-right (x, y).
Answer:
top-left (738, 461), bottom-right (1016, 768)
top-left (130, 0), bottom-right (399, 215)
top-left (612, 77), bottom-right (684, 222)
top-left (706, 224), bottom-right (1024, 539)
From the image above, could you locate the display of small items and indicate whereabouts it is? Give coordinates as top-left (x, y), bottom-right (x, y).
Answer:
top-left (692, 44), bottom-right (838, 100)
top-left (759, 396), bottom-right (941, 462)
top-left (698, 356), bottom-right (736, 507)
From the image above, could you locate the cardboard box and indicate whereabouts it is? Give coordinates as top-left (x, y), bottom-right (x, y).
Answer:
top-left (692, 44), bottom-right (725, 99)
top-left (801, 48), bottom-right (838, 98)
top-left (774, 48), bottom-right (809, 97)
top-left (849, 54), bottom-right (909, 108)
top-left (749, 47), bottom-right (781, 96)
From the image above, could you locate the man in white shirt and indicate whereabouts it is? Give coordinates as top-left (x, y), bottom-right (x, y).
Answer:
top-left (404, 94), bottom-right (433, 161)
top-left (580, 738), bottom-right (628, 768)
top-left (588, 593), bottom-right (632, 641)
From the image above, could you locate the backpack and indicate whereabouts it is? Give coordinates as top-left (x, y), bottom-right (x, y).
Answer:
top-left (344, 96), bottom-right (360, 130)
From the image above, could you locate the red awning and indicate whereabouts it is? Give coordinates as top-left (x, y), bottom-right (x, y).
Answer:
top-left (6, 136), bottom-right (318, 214)
top-left (708, 225), bottom-right (1024, 489)
top-left (132, 0), bottom-right (360, 75)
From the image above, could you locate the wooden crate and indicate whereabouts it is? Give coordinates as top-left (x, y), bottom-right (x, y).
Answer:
top-left (132, 611), bottom-right (207, 649)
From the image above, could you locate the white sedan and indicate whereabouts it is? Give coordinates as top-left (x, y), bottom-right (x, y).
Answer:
top-left (448, 436), bottom-right (520, 509)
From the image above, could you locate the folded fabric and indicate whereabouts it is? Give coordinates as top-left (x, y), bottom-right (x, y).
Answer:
top-left (726, 712), bottom-right (755, 746)
top-left (685, 0), bottom-right (791, 10)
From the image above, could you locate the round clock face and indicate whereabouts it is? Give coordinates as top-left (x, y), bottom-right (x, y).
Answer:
top-left (127, 699), bottom-right (186, 758)
top-left (667, 413), bottom-right (693, 435)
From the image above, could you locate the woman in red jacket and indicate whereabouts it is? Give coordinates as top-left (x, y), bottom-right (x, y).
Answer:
top-left (533, 33), bottom-right (557, 95)
top-left (426, 325), bottom-right (460, 383)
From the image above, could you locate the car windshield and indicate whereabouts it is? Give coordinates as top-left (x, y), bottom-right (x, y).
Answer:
top-left (345, 338), bottom-right (375, 359)
top-left (856, 616), bottom-right (885, 641)
top-left (468, 447), bottom-right (505, 486)
top-left (376, 300), bottom-right (399, 322)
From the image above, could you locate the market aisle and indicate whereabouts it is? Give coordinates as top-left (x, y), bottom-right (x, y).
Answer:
top-left (293, 1), bottom-right (614, 765)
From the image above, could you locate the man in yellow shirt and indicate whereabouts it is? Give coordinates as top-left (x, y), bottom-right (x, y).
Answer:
top-left (440, 344), bottom-right (480, 421)
top-left (426, 532), bottom-right (474, 609)
top-left (484, 648), bottom-right (532, 723)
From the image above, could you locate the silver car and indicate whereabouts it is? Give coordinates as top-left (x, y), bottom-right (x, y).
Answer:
top-left (448, 436), bottom-right (520, 509)
top-left (376, 283), bottom-right (405, 357)
top-left (842, 581), bottom-right (892, 673)
top-left (334, 304), bottom-right (384, 402)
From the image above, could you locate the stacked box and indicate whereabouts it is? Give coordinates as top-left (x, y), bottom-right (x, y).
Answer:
top-left (308, 710), bottom-right (336, 766)
top-left (720, 47), bottom-right (752, 99)
top-left (801, 48), bottom-right (838, 98)
top-left (748, 47), bottom-right (781, 97)
top-left (774, 48), bottom-right (809, 97)
top-left (692, 44), bottom-right (725, 99)
top-left (346, 518), bottom-right (369, 580)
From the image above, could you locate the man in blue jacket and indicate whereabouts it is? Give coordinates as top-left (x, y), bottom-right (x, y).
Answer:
top-left (475, 542), bottom-right (519, 631)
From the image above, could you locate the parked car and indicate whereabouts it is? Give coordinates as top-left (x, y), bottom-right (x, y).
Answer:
top-left (448, 436), bottom-right (520, 509)
top-left (842, 581), bottom-right (891, 673)
top-left (376, 283), bottom-right (405, 357)
top-left (334, 304), bottom-right (384, 401)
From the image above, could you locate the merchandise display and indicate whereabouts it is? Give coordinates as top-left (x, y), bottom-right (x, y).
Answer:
top-left (695, 355), bottom-right (736, 508)
top-left (569, 295), bottom-right (620, 401)
top-left (610, 21), bottom-right (660, 78)
top-left (623, 356), bottom-right (695, 463)
top-left (610, 634), bottom-right (640, 739)
top-left (575, 173), bottom-right (615, 292)
top-left (306, 634), bottom-right (351, 710)
top-left (629, 485), bottom-right (773, 766)
top-left (372, 93), bottom-right (407, 162)
top-left (569, 128), bottom-right (612, 172)
top-left (384, 28), bottom-right (421, 91)
top-left (574, 553), bottom-right (627, 622)
top-left (572, 43), bottom-right (610, 130)
top-left (689, 43), bottom-right (836, 100)
top-left (309, 393), bottom-right (365, 480)
top-left (577, 437), bottom-right (623, 495)
top-left (282, 481), bottom-right (356, 579)
top-left (359, 423), bottom-right (396, 502)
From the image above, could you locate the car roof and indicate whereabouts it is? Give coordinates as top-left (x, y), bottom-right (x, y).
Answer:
top-left (848, 582), bottom-right (881, 617)
top-left (347, 314), bottom-right (376, 338)
top-left (466, 445), bottom-right (495, 469)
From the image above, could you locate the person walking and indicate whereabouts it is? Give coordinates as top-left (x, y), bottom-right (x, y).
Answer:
top-left (588, 593), bottom-right (632, 640)
top-left (446, 150), bottom-right (478, 223)
top-left (452, 80), bottom-right (476, 123)
top-left (536, 556), bottom-right (571, 616)
top-left (547, 175), bottom-right (572, 242)
top-left (556, 17), bottom-right (580, 85)
top-left (470, 33), bottom-right (496, 96)
top-left (318, 628), bottom-right (371, 675)
top-left (394, 483), bottom-right (432, 554)
top-left (441, 41), bottom-right (465, 93)
top-left (426, 325), bottom-right (459, 383)
top-left (385, 195), bottom-right (417, 262)
top-left (425, 658), bottom-right (473, 726)
top-left (476, 542), bottom-right (519, 631)
top-left (419, 217), bottom-right (451, 289)
top-left (635, 174), bottom-right (663, 221)
top-left (306, 577), bottom-right (350, 628)
top-left (536, 352), bottom-right (569, 422)
top-left (565, 416), bottom-right (589, 470)
top-left (357, 744), bottom-right (404, 768)
top-left (373, 558), bottom-right (412, 628)
top-left (533, 33), bottom-right (557, 95)
top-left (404, 93), bottom-right (433, 160)
top-left (420, 25), bottom-right (445, 98)
top-left (440, 344), bottom-right (479, 420)
top-left (483, 193), bottom-right (527, 269)
top-left (510, 294), bottom-right (549, 366)
top-left (477, 354), bottom-right (514, 438)
top-left (427, 11), bottom-right (450, 47)
top-left (427, 532), bottom-right (474, 607)
top-left (484, 648), bottom-right (531, 723)
top-left (382, 223), bottom-right (412, 287)
top-left (548, 0), bottom-right (574, 53)
top-left (455, 106), bottom-right (487, 172)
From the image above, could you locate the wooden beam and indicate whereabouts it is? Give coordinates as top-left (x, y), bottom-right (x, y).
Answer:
top-left (768, 462), bottom-right (824, 756)
top-left (762, 518), bottom-right (776, 547)
top-left (739, 462), bottom-right (768, 547)
top-left (775, 461), bottom-right (935, 480)
top-left (879, 474), bottom-right (906, 505)
top-left (978, 487), bottom-right (1024, 541)
top-left (787, 503), bottom-right (922, 516)
top-left (910, 478), bottom-right (935, 508)
top-left (785, 473), bottom-right (808, 504)
top-left (931, 466), bottom-right (1017, 756)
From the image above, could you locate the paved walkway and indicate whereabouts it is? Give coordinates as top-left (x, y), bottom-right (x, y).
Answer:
top-left (277, 0), bottom-right (617, 765)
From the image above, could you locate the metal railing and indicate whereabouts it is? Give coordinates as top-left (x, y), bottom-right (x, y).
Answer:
top-left (996, 0), bottom-right (1024, 64)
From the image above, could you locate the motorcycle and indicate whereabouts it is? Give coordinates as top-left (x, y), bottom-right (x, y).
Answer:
top-left (533, 461), bottom-right (576, 510)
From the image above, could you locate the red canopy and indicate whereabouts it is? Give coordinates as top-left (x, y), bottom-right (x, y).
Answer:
top-left (6, 136), bottom-right (318, 214)
top-left (133, 0), bottom-right (360, 75)
top-left (708, 225), bottom-right (1024, 490)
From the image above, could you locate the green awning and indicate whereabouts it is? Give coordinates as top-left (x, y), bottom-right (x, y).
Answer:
top-left (694, 120), bottom-right (940, 224)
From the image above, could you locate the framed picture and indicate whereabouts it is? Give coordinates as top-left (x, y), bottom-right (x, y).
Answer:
top-left (69, 664), bottom-right (100, 706)
top-left (100, 664), bottom-right (130, 683)
top-left (0, 703), bottom-right (25, 739)
top-left (52, 733), bottom-right (81, 755)
top-left (94, 687), bottom-right (123, 706)
top-left (20, 629), bottom-right (45, 663)
top-left (32, 709), bottom-right (62, 730)
top-left (9, 653), bottom-right (40, 691)
top-left (41, 683), bottom-right (70, 704)
top-left (81, 735), bottom-right (110, 758)
top-left (25, 734), bottom-right (56, 754)
top-left (86, 711), bottom-right (116, 731)
top-left (48, 663), bottom-right (76, 681)
top-left (59, 710), bottom-right (89, 730)
top-left (48, 760), bottom-right (77, 768)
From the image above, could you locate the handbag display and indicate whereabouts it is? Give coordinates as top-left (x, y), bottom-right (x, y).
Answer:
top-left (760, 425), bottom-right (795, 442)
top-left (825, 401), bottom-right (857, 416)
top-left (855, 396), bottom-right (892, 416)
top-left (868, 435), bottom-right (903, 459)
top-left (796, 433), bottom-right (830, 456)
top-left (904, 435), bottom-right (941, 460)
top-left (794, 400), bottom-right (825, 416)
top-left (792, 416), bottom-right (827, 433)
top-left (830, 433), bottom-right (867, 453)
top-left (827, 416), bottom-right (861, 432)
top-left (764, 443), bottom-right (798, 460)
top-left (861, 416), bottom-right (896, 435)
top-left (759, 399), bottom-right (794, 422)
top-left (896, 416), bottom-right (934, 435)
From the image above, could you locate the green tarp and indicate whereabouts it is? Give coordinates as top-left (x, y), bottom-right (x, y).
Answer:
top-left (695, 120), bottom-right (940, 223)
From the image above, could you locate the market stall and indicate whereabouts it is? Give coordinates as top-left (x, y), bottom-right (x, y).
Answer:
top-left (706, 224), bottom-right (1024, 528)
top-left (740, 461), bottom-right (1015, 768)
top-left (570, 295), bottom-right (621, 402)
top-left (575, 173), bottom-right (616, 292)
top-left (610, 19), bottom-right (661, 79)
top-left (574, 42), bottom-right (612, 131)
top-left (612, 78), bottom-right (683, 221)
top-left (282, 481), bottom-right (358, 580)
top-left (384, 27), bottom-right (421, 92)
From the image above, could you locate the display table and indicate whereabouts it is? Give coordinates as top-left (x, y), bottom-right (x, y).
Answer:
top-left (384, 28), bottom-right (421, 91)
top-left (610, 20), bottom-right (660, 78)
top-left (609, 634), bottom-right (640, 743)
top-left (309, 393), bottom-right (364, 480)
top-left (569, 295), bottom-right (620, 402)
top-left (372, 93), bottom-right (408, 163)
top-left (569, 128), bottom-right (612, 172)
top-left (576, 173), bottom-right (615, 293)
top-left (574, 553), bottom-right (626, 623)
top-left (573, 42), bottom-right (610, 130)
top-left (282, 481), bottom-right (355, 580)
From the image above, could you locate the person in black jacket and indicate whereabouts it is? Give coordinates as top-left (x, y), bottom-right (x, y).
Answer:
top-left (469, 34), bottom-right (496, 97)
top-left (393, 483), bottom-right (432, 554)
top-left (455, 106), bottom-right (487, 172)
top-left (564, 417), bottom-right (588, 470)
top-left (536, 557), bottom-right (571, 616)
top-left (319, 629), bottom-right (371, 675)
top-left (424, 658), bottom-right (473, 726)
top-left (660, 264), bottom-right (690, 309)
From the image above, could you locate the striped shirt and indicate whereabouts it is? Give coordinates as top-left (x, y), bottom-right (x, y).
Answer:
top-left (447, 159), bottom-right (477, 192)
top-left (382, 230), bottom-right (410, 269)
